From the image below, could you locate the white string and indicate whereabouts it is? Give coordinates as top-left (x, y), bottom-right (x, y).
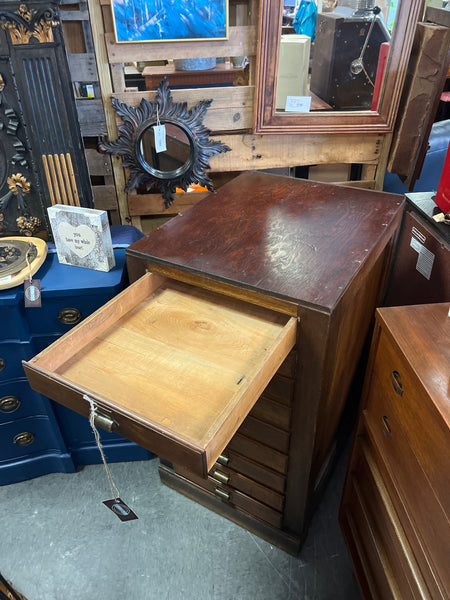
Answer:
top-left (25, 242), bottom-right (34, 283)
top-left (85, 394), bottom-right (120, 501)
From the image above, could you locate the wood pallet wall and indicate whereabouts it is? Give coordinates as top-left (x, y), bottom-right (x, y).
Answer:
top-left (83, 0), bottom-right (392, 230)
top-left (59, 0), bottom-right (121, 225)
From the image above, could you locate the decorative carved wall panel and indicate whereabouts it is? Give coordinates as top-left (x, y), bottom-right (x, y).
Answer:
top-left (0, 0), bottom-right (93, 239)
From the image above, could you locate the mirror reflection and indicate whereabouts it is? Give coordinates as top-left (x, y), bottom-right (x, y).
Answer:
top-left (278, 0), bottom-right (399, 113)
top-left (139, 122), bottom-right (192, 176)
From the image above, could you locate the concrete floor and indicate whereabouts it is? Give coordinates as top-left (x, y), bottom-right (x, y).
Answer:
top-left (1, 450), bottom-right (361, 600)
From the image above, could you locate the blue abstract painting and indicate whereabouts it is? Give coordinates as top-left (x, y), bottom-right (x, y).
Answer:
top-left (112, 0), bottom-right (228, 42)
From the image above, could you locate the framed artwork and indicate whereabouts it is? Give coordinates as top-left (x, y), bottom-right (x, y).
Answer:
top-left (111, 0), bottom-right (228, 43)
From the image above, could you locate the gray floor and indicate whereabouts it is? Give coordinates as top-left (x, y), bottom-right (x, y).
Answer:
top-left (1, 450), bottom-right (361, 600)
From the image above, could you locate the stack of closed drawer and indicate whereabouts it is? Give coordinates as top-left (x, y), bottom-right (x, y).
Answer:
top-left (340, 303), bottom-right (450, 600)
top-left (1, 248), bottom-right (151, 485)
top-left (162, 351), bottom-right (297, 533)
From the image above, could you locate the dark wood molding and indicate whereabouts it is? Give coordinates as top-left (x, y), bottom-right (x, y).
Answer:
top-left (254, 0), bottom-right (423, 134)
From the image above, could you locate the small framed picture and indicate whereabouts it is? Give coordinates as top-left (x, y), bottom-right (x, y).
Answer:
top-left (47, 205), bottom-right (115, 272)
top-left (111, 0), bottom-right (228, 43)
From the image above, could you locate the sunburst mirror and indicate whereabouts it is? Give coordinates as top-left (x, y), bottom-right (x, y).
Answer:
top-left (99, 77), bottom-right (230, 207)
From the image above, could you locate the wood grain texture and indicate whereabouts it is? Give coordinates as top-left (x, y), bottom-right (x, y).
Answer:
top-left (128, 172), bottom-right (404, 311)
top-left (340, 303), bottom-right (450, 599)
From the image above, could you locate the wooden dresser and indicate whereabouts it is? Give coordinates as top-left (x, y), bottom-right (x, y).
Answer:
top-left (339, 303), bottom-right (450, 599)
top-left (24, 172), bottom-right (404, 554)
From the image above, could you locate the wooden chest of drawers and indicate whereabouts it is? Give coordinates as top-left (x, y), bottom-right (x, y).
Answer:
top-left (24, 172), bottom-right (404, 553)
top-left (340, 303), bottom-right (450, 598)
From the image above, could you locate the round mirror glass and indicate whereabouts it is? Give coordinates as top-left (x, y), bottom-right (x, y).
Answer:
top-left (139, 122), bottom-right (192, 178)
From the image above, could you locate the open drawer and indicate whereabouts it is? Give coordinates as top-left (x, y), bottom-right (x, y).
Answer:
top-left (23, 273), bottom-right (297, 477)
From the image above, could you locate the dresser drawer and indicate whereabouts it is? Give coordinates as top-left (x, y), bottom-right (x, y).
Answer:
top-left (174, 465), bottom-right (283, 528)
top-left (24, 273), bottom-right (297, 478)
top-left (237, 415), bottom-right (290, 453)
top-left (249, 395), bottom-right (292, 431)
top-left (0, 379), bottom-right (50, 423)
top-left (227, 433), bottom-right (289, 474)
top-left (0, 340), bottom-right (36, 380)
top-left (214, 449), bottom-right (286, 494)
top-left (344, 435), bottom-right (432, 600)
top-left (363, 379), bottom-right (450, 596)
top-left (373, 330), bottom-right (450, 512)
top-left (0, 415), bottom-right (67, 462)
top-left (176, 462), bottom-right (285, 511)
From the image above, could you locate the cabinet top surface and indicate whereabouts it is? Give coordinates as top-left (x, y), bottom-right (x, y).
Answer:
top-left (129, 172), bottom-right (404, 310)
top-left (377, 302), bottom-right (450, 428)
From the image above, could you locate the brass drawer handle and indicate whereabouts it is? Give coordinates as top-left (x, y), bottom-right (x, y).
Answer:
top-left (93, 411), bottom-right (117, 433)
top-left (382, 415), bottom-right (392, 439)
top-left (214, 487), bottom-right (230, 502)
top-left (390, 370), bottom-right (403, 396)
top-left (0, 395), bottom-right (21, 412)
top-left (212, 470), bottom-right (230, 485)
top-left (216, 454), bottom-right (229, 466)
top-left (0, 358), bottom-right (5, 372)
top-left (58, 307), bottom-right (82, 325)
top-left (13, 431), bottom-right (35, 446)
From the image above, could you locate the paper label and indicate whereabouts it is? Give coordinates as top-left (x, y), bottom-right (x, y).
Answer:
top-left (410, 237), bottom-right (435, 280)
top-left (285, 96), bottom-right (311, 112)
top-left (154, 124), bottom-right (167, 153)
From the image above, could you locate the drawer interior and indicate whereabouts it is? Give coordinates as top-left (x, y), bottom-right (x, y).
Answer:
top-left (24, 273), bottom-right (297, 475)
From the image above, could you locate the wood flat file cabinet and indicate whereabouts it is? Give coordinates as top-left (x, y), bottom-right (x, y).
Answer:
top-left (24, 172), bottom-right (404, 553)
top-left (340, 303), bottom-right (450, 599)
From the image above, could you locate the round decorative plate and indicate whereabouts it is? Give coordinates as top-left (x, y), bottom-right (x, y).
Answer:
top-left (0, 237), bottom-right (48, 290)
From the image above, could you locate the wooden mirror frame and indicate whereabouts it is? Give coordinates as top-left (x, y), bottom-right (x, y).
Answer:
top-left (254, 0), bottom-right (423, 134)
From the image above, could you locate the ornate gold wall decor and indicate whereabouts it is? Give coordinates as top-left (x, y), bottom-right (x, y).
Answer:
top-left (0, 3), bottom-right (57, 45)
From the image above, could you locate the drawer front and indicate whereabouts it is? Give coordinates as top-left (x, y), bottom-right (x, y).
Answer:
top-left (226, 433), bottom-right (289, 474)
top-left (373, 331), bottom-right (450, 512)
top-left (237, 415), bottom-right (290, 453)
top-left (175, 466), bottom-right (283, 529)
top-left (249, 395), bottom-right (292, 431)
top-left (0, 379), bottom-right (50, 423)
top-left (260, 373), bottom-right (295, 406)
top-left (177, 463), bottom-right (285, 512)
top-left (364, 379), bottom-right (450, 596)
top-left (0, 340), bottom-right (36, 380)
top-left (350, 436), bottom-right (432, 600)
top-left (215, 449), bottom-right (286, 494)
top-left (0, 301), bottom-right (30, 341)
top-left (24, 291), bottom-right (120, 335)
top-left (0, 415), bottom-right (67, 461)
top-left (24, 274), bottom-right (297, 477)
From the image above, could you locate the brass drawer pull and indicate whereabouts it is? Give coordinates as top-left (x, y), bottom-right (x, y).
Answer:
top-left (390, 370), bottom-right (403, 396)
top-left (0, 358), bottom-right (5, 372)
top-left (382, 415), bottom-right (392, 439)
top-left (212, 470), bottom-right (230, 485)
top-left (217, 454), bottom-right (229, 466)
top-left (13, 431), bottom-right (35, 446)
top-left (58, 307), bottom-right (82, 325)
top-left (214, 487), bottom-right (230, 502)
top-left (0, 395), bottom-right (21, 412)
top-left (93, 411), bottom-right (117, 433)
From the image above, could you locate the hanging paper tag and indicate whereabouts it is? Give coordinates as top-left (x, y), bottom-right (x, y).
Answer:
top-left (103, 498), bottom-right (138, 521)
top-left (153, 124), bottom-right (167, 153)
top-left (24, 279), bottom-right (42, 308)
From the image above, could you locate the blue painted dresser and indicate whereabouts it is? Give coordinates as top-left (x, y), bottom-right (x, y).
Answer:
top-left (0, 227), bottom-right (152, 485)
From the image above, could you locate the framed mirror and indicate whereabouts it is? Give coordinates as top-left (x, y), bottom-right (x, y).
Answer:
top-left (99, 77), bottom-right (230, 206)
top-left (254, 0), bottom-right (423, 134)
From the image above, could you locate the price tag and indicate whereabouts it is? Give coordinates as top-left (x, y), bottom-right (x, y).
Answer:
top-left (24, 279), bottom-right (42, 308)
top-left (103, 498), bottom-right (138, 522)
top-left (153, 124), bottom-right (167, 153)
top-left (285, 96), bottom-right (311, 113)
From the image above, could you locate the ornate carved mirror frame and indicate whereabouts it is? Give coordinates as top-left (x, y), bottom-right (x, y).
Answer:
top-left (99, 77), bottom-right (230, 207)
top-left (254, 0), bottom-right (423, 134)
